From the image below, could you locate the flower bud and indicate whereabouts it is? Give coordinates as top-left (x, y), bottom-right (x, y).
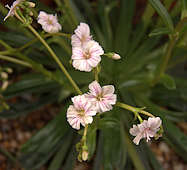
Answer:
top-left (104, 52), bottom-right (121, 60)
top-left (2, 81), bottom-right (9, 90)
top-left (112, 53), bottom-right (121, 60)
top-left (82, 150), bottom-right (88, 161)
top-left (28, 2), bottom-right (35, 8)
top-left (1, 72), bottom-right (8, 79)
top-left (29, 11), bottom-right (33, 16)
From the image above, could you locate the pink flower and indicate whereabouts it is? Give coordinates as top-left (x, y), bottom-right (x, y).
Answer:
top-left (37, 11), bottom-right (62, 33)
top-left (67, 95), bottom-right (97, 130)
top-left (72, 40), bottom-right (104, 72)
top-left (129, 117), bottom-right (162, 145)
top-left (4, 0), bottom-right (23, 21)
top-left (71, 23), bottom-right (92, 48)
top-left (86, 81), bottom-right (117, 113)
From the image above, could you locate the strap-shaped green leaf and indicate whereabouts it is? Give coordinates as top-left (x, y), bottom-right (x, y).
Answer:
top-left (149, 27), bottom-right (171, 37)
top-left (181, 0), bottom-right (187, 19)
top-left (148, 0), bottom-right (174, 32)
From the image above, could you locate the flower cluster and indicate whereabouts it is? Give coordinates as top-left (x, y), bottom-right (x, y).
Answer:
top-left (129, 117), bottom-right (162, 145)
top-left (4, 1), bottom-right (61, 34)
top-left (71, 23), bottom-right (104, 72)
top-left (4, 1), bottom-right (162, 150)
top-left (4, 0), bottom-right (35, 21)
top-left (67, 81), bottom-right (117, 130)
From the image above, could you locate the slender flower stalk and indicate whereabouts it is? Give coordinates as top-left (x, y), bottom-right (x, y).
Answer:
top-left (116, 102), bottom-right (154, 120)
top-left (94, 66), bottom-right (99, 82)
top-left (0, 55), bottom-right (32, 68)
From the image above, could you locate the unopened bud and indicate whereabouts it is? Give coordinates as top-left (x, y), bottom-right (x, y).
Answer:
top-left (2, 81), bottom-right (9, 90)
top-left (28, 2), bottom-right (35, 8)
top-left (82, 151), bottom-right (88, 161)
top-left (1, 72), bottom-right (8, 79)
top-left (104, 52), bottom-right (121, 60)
top-left (112, 53), bottom-right (121, 60)
top-left (29, 11), bottom-right (33, 16)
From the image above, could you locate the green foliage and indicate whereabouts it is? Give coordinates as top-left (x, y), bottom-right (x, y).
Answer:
top-left (0, 0), bottom-right (187, 169)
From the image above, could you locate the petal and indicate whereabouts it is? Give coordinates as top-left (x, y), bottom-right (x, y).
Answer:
top-left (89, 41), bottom-right (104, 56)
top-left (88, 81), bottom-right (102, 96)
top-left (133, 133), bottom-right (143, 145)
top-left (129, 125), bottom-right (140, 136)
top-left (148, 117), bottom-right (162, 130)
top-left (72, 60), bottom-right (92, 72)
top-left (71, 34), bottom-right (81, 47)
top-left (98, 101), bottom-right (112, 113)
top-left (68, 117), bottom-right (80, 130)
top-left (75, 23), bottom-right (91, 39)
top-left (72, 47), bottom-right (84, 59)
top-left (102, 85), bottom-right (115, 95)
top-left (83, 116), bottom-right (93, 124)
top-left (104, 94), bottom-right (117, 105)
top-left (66, 105), bottom-right (77, 117)
top-left (87, 55), bottom-right (101, 67)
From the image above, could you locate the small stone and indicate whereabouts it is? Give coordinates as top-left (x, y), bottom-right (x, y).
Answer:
top-left (156, 156), bottom-right (164, 163)
top-left (159, 142), bottom-right (170, 153)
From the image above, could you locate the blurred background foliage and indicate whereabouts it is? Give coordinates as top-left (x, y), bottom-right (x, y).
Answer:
top-left (0, 0), bottom-right (187, 169)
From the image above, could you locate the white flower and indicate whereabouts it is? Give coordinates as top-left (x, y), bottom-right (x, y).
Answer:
top-left (86, 81), bottom-right (117, 113)
top-left (37, 11), bottom-right (62, 33)
top-left (67, 95), bottom-right (97, 130)
top-left (71, 23), bottom-right (92, 48)
top-left (72, 40), bottom-right (104, 72)
top-left (4, 0), bottom-right (23, 21)
top-left (129, 117), bottom-right (162, 145)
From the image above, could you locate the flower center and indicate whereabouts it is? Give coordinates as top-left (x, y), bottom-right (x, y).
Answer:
top-left (78, 110), bottom-right (85, 117)
top-left (83, 51), bottom-right (91, 59)
top-left (47, 19), bottom-right (53, 25)
top-left (81, 35), bottom-right (86, 43)
top-left (96, 93), bottom-right (103, 101)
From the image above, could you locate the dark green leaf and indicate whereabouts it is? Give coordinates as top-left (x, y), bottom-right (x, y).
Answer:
top-left (87, 126), bottom-right (97, 160)
top-left (0, 93), bottom-right (57, 118)
top-left (149, 27), bottom-right (171, 37)
top-left (160, 74), bottom-right (176, 90)
top-left (48, 132), bottom-right (74, 170)
top-left (148, 0), bottom-right (174, 31)
top-left (19, 106), bottom-right (70, 169)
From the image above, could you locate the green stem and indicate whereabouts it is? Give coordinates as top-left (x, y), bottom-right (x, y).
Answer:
top-left (94, 66), bottom-right (99, 82)
top-left (152, 17), bottom-right (187, 86)
top-left (139, 110), bottom-right (154, 118)
top-left (116, 102), bottom-right (154, 121)
top-left (0, 40), bottom-right (12, 50)
top-left (116, 102), bottom-right (138, 113)
top-left (0, 55), bottom-right (32, 68)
